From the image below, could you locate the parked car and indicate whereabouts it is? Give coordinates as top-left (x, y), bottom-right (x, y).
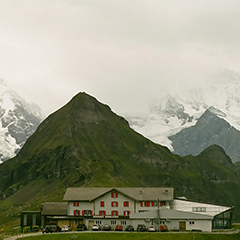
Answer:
top-left (125, 225), bottom-right (134, 231)
top-left (92, 224), bottom-right (101, 231)
top-left (115, 224), bottom-right (123, 231)
top-left (42, 225), bottom-right (58, 233)
top-left (160, 224), bottom-right (168, 232)
top-left (102, 224), bottom-right (112, 231)
top-left (61, 225), bottom-right (72, 232)
top-left (32, 226), bottom-right (40, 232)
top-left (77, 223), bottom-right (87, 231)
top-left (148, 225), bottom-right (156, 232)
top-left (137, 224), bottom-right (147, 232)
top-left (54, 226), bottom-right (61, 232)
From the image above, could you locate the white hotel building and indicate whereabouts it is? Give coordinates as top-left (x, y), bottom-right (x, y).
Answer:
top-left (43, 187), bottom-right (232, 232)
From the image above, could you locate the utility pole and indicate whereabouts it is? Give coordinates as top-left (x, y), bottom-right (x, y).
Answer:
top-left (157, 199), bottom-right (160, 229)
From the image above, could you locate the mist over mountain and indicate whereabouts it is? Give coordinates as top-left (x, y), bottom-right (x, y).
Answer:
top-left (125, 69), bottom-right (240, 162)
top-left (0, 80), bottom-right (42, 163)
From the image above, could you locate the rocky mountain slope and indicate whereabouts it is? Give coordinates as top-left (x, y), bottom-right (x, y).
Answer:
top-left (169, 108), bottom-right (240, 162)
top-left (0, 92), bottom-right (239, 226)
top-left (0, 80), bottom-right (42, 163)
top-left (126, 70), bottom-right (240, 162)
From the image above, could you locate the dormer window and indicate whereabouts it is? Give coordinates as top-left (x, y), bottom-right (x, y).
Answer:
top-left (111, 192), bottom-right (118, 198)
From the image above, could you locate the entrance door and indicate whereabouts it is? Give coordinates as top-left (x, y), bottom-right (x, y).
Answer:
top-left (179, 221), bottom-right (186, 231)
top-left (88, 220), bottom-right (94, 229)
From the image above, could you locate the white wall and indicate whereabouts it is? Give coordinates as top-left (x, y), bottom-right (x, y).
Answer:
top-left (171, 199), bottom-right (230, 216)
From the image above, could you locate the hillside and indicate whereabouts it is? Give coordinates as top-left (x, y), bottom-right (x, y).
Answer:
top-left (0, 92), bottom-right (239, 229)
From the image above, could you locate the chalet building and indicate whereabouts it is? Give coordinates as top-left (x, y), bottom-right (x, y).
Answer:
top-left (25, 187), bottom-right (232, 232)
top-left (60, 187), bottom-right (232, 232)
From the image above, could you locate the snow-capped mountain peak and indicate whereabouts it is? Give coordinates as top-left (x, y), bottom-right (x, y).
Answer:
top-left (125, 69), bottom-right (240, 157)
top-left (0, 80), bottom-right (42, 163)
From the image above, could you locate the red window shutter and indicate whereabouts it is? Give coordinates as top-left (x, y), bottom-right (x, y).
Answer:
top-left (151, 201), bottom-right (154, 207)
top-left (129, 211), bottom-right (131, 215)
top-left (82, 210), bottom-right (84, 215)
top-left (111, 211), bottom-right (113, 216)
top-left (73, 202), bottom-right (76, 207)
top-left (146, 201), bottom-right (150, 207)
top-left (79, 210), bottom-right (81, 216)
top-left (101, 201), bottom-right (104, 207)
top-left (111, 202), bottom-right (113, 207)
top-left (160, 202), bottom-right (163, 207)
top-left (123, 211), bottom-right (126, 216)
top-left (116, 211), bottom-right (118, 216)
top-left (123, 202), bottom-right (125, 207)
top-left (77, 202), bottom-right (79, 207)
top-left (91, 211), bottom-right (93, 216)
top-left (99, 211), bottom-right (101, 216)
top-left (111, 192), bottom-right (113, 198)
top-left (127, 202), bottom-right (129, 207)
top-left (104, 211), bottom-right (106, 216)
top-left (116, 202), bottom-right (118, 207)
top-left (140, 202), bottom-right (143, 207)
top-left (116, 193), bottom-right (118, 198)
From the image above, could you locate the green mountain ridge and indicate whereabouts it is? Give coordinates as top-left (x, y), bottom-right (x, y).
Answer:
top-left (0, 92), bottom-right (240, 229)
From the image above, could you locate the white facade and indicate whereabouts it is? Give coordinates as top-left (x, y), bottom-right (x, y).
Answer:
top-left (62, 187), bottom-right (232, 232)
top-left (171, 199), bottom-right (231, 216)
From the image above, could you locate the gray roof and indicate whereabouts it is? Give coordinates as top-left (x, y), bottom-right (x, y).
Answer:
top-left (63, 187), bottom-right (174, 201)
top-left (41, 202), bottom-right (68, 216)
top-left (131, 209), bottom-right (213, 220)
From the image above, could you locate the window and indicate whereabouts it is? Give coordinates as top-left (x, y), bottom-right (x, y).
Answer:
top-left (23, 214), bottom-right (27, 226)
top-left (192, 207), bottom-right (206, 212)
top-left (73, 202), bottom-right (79, 207)
top-left (145, 201), bottom-right (150, 207)
top-left (138, 210), bottom-right (150, 213)
top-left (160, 220), bottom-right (165, 224)
top-left (83, 210), bottom-right (93, 216)
top-left (111, 201), bottom-right (118, 207)
top-left (99, 211), bottom-right (106, 216)
top-left (189, 221), bottom-right (195, 225)
top-left (111, 211), bottom-right (118, 216)
top-left (111, 192), bottom-right (118, 198)
top-left (74, 210), bottom-right (80, 216)
top-left (100, 201), bottom-right (105, 207)
top-left (32, 215), bottom-right (36, 226)
top-left (96, 220), bottom-right (102, 225)
top-left (160, 201), bottom-right (166, 207)
top-left (121, 221), bottom-right (127, 225)
top-left (140, 201), bottom-right (151, 207)
top-left (123, 201), bottom-right (129, 207)
top-left (123, 211), bottom-right (131, 216)
top-left (111, 221), bottom-right (116, 225)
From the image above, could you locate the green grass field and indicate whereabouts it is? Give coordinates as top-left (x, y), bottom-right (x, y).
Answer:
top-left (2, 232), bottom-right (239, 240)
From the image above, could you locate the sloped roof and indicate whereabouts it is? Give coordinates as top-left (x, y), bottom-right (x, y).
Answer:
top-left (41, 202), bottom-right (68, 216)
top-left (130, 209), bottom-right (213, 220)
top-left (63, 187), bottom-right (174, 201)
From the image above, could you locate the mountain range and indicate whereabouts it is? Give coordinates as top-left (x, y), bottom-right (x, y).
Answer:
top-left (0, 80), bottom-right (42, 163)
top-left (126, 69), bottom-right (240, 163)
top-left (0, 92), bottom-right (239, 230)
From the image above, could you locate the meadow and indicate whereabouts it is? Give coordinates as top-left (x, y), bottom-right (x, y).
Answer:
top-left (1, 232), bottom-right (240, 240)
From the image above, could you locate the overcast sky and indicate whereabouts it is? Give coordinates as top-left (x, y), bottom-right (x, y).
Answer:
top-left (1, 0), bottom-right (240, 118)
